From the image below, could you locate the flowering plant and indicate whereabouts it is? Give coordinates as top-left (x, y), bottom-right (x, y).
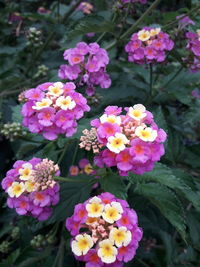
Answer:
top-left (66, 193), bottom-right (142, 266)
top-left (125, 27), bottom-right (174, 64)
top-left (58, 42), bottom-right (111, 95)
top-left (1, 158), bottom-right (60, 221)
top-left (21, 81), bottom-right (90, 140)
top-left (80, 104), bottom-right (166, 176)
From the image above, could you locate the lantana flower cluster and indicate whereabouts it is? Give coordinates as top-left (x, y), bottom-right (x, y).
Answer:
top-left (125, 27), bottom-right (174, 64)
top-left (69, 158), bottom-right (94, 176)
top-left (66, 193), bottom-right (142, 266)
top-left (185, 30), bottom-right (200, 72)
top-left (1, 158), bottom-right (60, 221)
top-left (58, 42), bottom-right (111, 96)
top-left (85, 104), bottom-right (167, 176)
top-left (21, 81), bottom-right (90, 140)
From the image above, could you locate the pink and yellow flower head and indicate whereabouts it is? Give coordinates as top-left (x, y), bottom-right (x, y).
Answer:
top-left (1, 158), bottom-right (60, 221)
top-left (66, 193), bottom-right (142, 265)
top-left (125, 27), bottom-right (174, 64)
top-left (21, 82), bottom-right (90, 140)
top-left (81, 104), bottom-right (167, 176)
top-left (58, 42), bottom-right (111, 96)
top-left (184, 30), bottom-right (200, 72)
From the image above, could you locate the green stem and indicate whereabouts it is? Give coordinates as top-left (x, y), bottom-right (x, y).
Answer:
top-left (162, 66), bottom-right (183, 89)
top-left (71, 141), bottom-right (79, 166)
top-left (149, 63), bottom-right (153, 99)
top-left (54, 176), bottom-right (94, 183)
top-left (105, 0), bottom-right (161, 50)
top-left (163, 5), bottom-right (200, 29)
top-left (57, 141), bottom-right (69, 164)
top-left (25, 0), bottom-right (82, 76)
top-left (126, 181), bottom-right (132, 191)
top-left (96, 12), bottom-right (118, 43)
top-left (135, 257), bottom-right (151, 267)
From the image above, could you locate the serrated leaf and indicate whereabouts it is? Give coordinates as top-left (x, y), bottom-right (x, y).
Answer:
top-left (128, 163), bottom-right (183, 189)
top-left (135, 183), bottom-right (186, 240)
top-left (100, 173), bottom-right (127, 200)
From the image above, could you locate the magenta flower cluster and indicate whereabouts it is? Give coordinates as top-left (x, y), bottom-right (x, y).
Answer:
top-left (58, 42), bottom-right (111, 96)
top-left (125, 27), bottom-right (174, 64)
top-left (90, 105), bottom-right (167, 176)
top-left (185, 31), bottom-right (200, 72)
top-left (1, 158), bottom-right (60, 221)
top-left (21, 81), bottom-right (90, 140)
top-left (66, 193), bottom-right (142, 266)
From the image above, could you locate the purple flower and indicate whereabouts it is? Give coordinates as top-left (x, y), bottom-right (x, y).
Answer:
top-left (38, 107), bottom-right (55, 126)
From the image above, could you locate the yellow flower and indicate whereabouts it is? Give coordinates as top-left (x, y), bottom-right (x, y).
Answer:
top-left (18, 163), bottom-right (33, 181)
top-left (25, 181), bottom-right (35, 192)
top-left (128, 104), bottom-right (146, 121)
top-left (102, 201), bottom-right (123, 224)
top-left (97, 239), bottom-right (118, 264)
top-left (48, 82), bottom-right (64, 96)
top-left (107, 133), bottom-right (129, 154)
top-left (71, 234), bottom-right (93, 256)
top-left (138, 30), bottom-right (151, 41)
top-left (56, 96), bottom-right (76, 110)
top-left (100, 114), bottom-right (121, 125)
top-left (150, 27), bottom-right (161, 37)
top-left (135, 126), bottom-right (157, 142)
top-left (109, 226), bottom-right (132, 248)
top-left (84, 164), bottom-right (93, 175)
top-left (32, 98), bottom-right (52, 110)
top-left (86, 196), bottom-right (104, 218)
top-left (7, 182), bottom-right (25, 198)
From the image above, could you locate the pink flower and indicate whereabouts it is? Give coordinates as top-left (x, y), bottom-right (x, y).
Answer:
top-left (58, 42), bottom-right (111, 95)
top-left (116, 149), bottom-right (133, 171)
top-left (85, 249), bottom-right (103, 267)
top-left (83, 105), bottom-right (167, 176)
top-left (97, 123), bottom-right (121, 141)
top-left (2, 158), bottom-right (60, 221)
top-left (21, 82), bottom-right (89, 140)
top-left (66, 193), bottom-right (142, 266)
top-left (74, 203), bottom-right (88, 223)
top-left (125, 27), bottom-right (174, 64)
top-left (31, 191), bottom-right (50, 207)
top-left (130, 139), bottom-right (150, 163)
top-left (24, 88), bottom-right (44, 101)
top-left (15, 196), bottom-right (30, 215)
top-left (38, 107), bottom-right (55, 126)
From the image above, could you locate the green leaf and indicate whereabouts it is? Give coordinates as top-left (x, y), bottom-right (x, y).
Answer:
top-left (48, 177), bottom-right (94, 224)
top-left (153, 106), bottom-right (168, 134)
top-left (100, 173), bottom-right (127, 200)
top-left (135, 183), bottom-right (186, 240)
top-left (128, 163), bottom-right (183, 190)
top-left (11, 105), bottom-right (23, 123)
top-left (68, 15), bottom-right (115, 39)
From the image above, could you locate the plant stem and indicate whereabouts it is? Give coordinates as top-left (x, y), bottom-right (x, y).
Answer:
top-left (71, 140), bottom-right (79, 166)
top-left (120, 0), bottom-right (161, 40)
top-left (126, 181), bottom-right (132, 191)
top-left (54, 176), bottom-right (95, 183)
top-left (25, 0), bottom-right (82, 75)
top-left (105, 0), bottom-right (161, 50)
top-left (57, 141), bottom-right (69, 164)
top-left (149, 64), bottom-right (153, 98)
top-left (162, 66), bottom-right (183, 89)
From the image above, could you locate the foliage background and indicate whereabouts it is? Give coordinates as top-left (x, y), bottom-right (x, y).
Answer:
top-left (0, 0), bottom-right (200, 266)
